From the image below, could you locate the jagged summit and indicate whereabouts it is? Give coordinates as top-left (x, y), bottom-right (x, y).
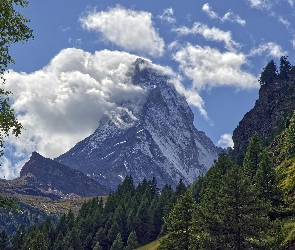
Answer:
top-left (56, 59), bottom-right (220, 189)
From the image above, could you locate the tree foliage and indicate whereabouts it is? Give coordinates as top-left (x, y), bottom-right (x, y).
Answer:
top-left (12, 176), bottom-right (182, 250)
top-left (199, 164), bottom-right (271, 249)
top-left (0, 0), bottom-right (33, 149)
top-left (159, 191), bottom-right (197, 250)
top-left (279, 55), bottom-right (292, 80)
top-left (124, 231), bottom-right (139, 250)
top-left (243, 132), bottom-right (263, 179)
top-left (283, 110), bottom-right (295, 159)
top-left (0, 0), bottom-right (33, 210)
top-left (110, 233), bottom-right (124, 250)
top-left (254, 150), bottom-right (282, 207)
top-left (259, 59), bottom-right (278, 85)
top-left (0, 229), bottom-right (10, 250)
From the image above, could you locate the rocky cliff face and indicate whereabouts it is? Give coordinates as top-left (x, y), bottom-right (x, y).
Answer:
top-left (17, 152), bottom-right (109, 198)
top-left (56, 59), bottom-right (220, 189)
top-left (232, 78), bottom-right (295, 159)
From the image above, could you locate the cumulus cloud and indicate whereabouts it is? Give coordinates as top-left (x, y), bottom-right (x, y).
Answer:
top-left (202, 3), bottom-right (246, 26)
top-left (248, 42), bottom-right (286, 58)
top-left (2, 48), bottom-right (204, 179)
top-left (79, 6), bottom-right (165, 57)
top-left (173, 43), bottom-right (258, 91)
top-left (157, 8), bottom-right (176, 23)
top-left (2, 48), bottom-right (150, 178)
top-left (173, 22), bottom-right (240, 51)
top-left (217, 134), bottom-right (234, 148)
top-left (170, 77), bottom-right (209, 120)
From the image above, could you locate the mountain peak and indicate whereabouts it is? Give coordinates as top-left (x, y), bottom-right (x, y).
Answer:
top-left (56, 59), bottom-right (220, 189)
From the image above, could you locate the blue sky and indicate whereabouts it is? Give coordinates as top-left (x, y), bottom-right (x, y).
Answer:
top-left (2, 0), bottom-right (295, 178)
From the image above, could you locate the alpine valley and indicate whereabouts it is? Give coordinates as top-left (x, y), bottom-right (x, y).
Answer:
top-left (5, 57), bottom-right (295, 249)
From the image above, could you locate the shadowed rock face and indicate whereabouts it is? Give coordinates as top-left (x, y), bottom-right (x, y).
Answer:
top-left (232, 78), bottom-right (295, 159)
top-left (18, 152), bottom-right (109, 198)
top-left (55, 59), bottom-right (221, 190)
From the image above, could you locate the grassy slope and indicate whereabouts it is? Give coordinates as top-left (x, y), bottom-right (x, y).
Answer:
top-left (136, 238), bottom-right (162, 250)
top-left (2, 192), bottom-right (107, 216)
top-left (271, 134), bottom-right (295, 246)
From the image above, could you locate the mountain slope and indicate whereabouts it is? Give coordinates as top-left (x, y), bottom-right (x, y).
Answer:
top-left (4, 152), bottom-right (109, 198)
top-left (232, 75), bottom-right (295, 159)
top-left (56, 59), bottom-right (220, 189)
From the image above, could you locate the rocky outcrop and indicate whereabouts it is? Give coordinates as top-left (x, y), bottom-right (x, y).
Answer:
top-left (17, 152), bottom-right (109, 198)
top-left (232, 78), bottom-right (295, 159)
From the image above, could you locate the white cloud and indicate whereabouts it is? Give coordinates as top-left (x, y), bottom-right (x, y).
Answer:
top-left (247, 0), bottom-right (274, 10)
top-left (202, 3), bottom-right (219, 19)
top-left (278, 16), bottom-right (291, 29)
top-left (217, 134), bottom-right (234, 148)
top-left (173, 22), bottom-right (240, 51)
top-left (173, 43), bottom-right (258, 90)
top-left (61, 26), bottom-right (71, 32)
top-left (248, 42), bottom-right (285, 58)
top-left (79, 6), bottom-right (165, 57)
top-left (2, 48), bottom-right (204, 179)
top-left (202, 3), bottom-right (246, 26)
top-left (287, 0), bottom-right (294, 7)
top-left (157, 8), bottom-right (176, 23)
top-left (291, 38), bottom-right (295, 48)
top-left (2, 48), bottom-right (150, 178)
top-left (169, 77), bottom-right (209, 120)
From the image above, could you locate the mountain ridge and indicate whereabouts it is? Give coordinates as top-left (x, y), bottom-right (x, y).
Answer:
top-left (1, 151), bottom-right (109, 199)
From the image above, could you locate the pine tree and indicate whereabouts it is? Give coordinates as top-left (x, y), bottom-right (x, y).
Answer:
top-left (0, 230), bottom-right (10, 250)
top-left (199, 152), bottom-right (234, 219)
top-left (93, 242), bottom-right (103, 250)
top-left (64, 228), bottom-right (83, 250)
top-left (254, 150), bottom-right (282, 207)
top-left (259, 59), bottom-right (278, 85)
top-left (243, 132), bottom-right (263, 179)
top-left (283, 110), bottom-right (295, 158)
top-left (53, 232), bottom-right (64, 250)
top-left (175, 179), bottom-right (187, 197)
top-left (198, 164), bottom-right (271, 249)
top-left (29, 231), bottom-right (49, 250)
top-left (279, 55), bottom-right (292, 80)
top-left (124, 231), bottom-right (139, 250)
top-left (148, 195), bottom-right (163, 241)
top-left (110, 233), bottom-right (124, 250)
top-left (113, 204), bottom-right (127, 241)
top-left (190, 175), bottom-right (205, 203)
top-left (107, 220), bottom-right (121, 246)
top-left (39, 217), bottom-right (54, 248)
top-left (134, 196), bottom-right (151, 245)
top-left (11, 225), bottom-right (26, 250)
top-left (21, 225), bottom-right (37, 250)
top-left (83, 233), bottom-right (93, 250)
top-left (158, 191), bottom-right (197, 250)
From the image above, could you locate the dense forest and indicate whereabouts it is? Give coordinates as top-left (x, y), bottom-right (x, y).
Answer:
top-left (0, 176), bottom-right (188, 249)
top-left (2, 120), bottom-right (295, 249)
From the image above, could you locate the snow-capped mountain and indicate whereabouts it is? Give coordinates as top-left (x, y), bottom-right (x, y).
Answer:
top-left (56, 59), bottom-right (220, 189)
